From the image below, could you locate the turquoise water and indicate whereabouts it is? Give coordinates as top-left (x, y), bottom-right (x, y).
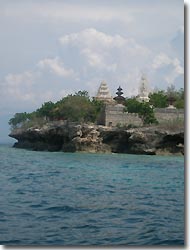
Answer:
top-left (0, 145), bottom-right (184, 245)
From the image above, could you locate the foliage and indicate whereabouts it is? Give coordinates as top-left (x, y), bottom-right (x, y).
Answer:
top-left (174, 88), bottom-right (184, 109)
top-left (9, 90), bottom-right (104, 130)
top-left (75, 90), bottom-right (90, 98)
top-left (124, 98), bottom-right (142, 113)
top-left (21, 117), bottom-right (46, 129)
top-left (55, 94), bottom-right (92, 122)
top-left (9, 87), bottom-right (184, 130)
top-left (149, 87), bottom-right (184, 109)
top-left (124, 98), bottom-right (158, 125)
top-left (149, 91), bottom-right (168, 108)
top-left (166, 85), bottom-right (184, 108)
top-left (53, 93), bottom-right (103, 122)
top-left (138, 102), bottom-right (158, 124)
top-left (8, 112), bottom-right (29, 129)
top-left (36, 101), bottom-right (55, 119)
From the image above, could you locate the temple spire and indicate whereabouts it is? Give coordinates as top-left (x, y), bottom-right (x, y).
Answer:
top-left (137, 74), bottom-right (150, 102)
top-left (114, 86), bottom-right (125, 104)
top-left (95, 81), bottom-right (113, 103)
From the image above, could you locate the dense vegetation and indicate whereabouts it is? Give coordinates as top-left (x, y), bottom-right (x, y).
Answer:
top-left (149, 86), bottom-right (184, 109)
top-left (124, 86), bottom-right (184, 125)
top-left (9, 86), bottom-right (184, 129)
top-left (124, 98), bottom-right (158, 125)
top-left (9, 91), bottom-right (103, 129)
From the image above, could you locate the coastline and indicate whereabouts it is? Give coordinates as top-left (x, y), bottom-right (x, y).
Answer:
top-left (9, 121), bottom-right (184, 156)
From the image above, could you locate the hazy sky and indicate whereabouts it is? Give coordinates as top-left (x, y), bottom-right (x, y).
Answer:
top-left (0, 0), bottom-right (184, 142)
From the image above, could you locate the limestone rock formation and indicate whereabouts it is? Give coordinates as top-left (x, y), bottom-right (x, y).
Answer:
top-left (9, 121), bottom-right (184, 155)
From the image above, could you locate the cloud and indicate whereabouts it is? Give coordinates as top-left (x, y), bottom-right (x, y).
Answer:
top-left (170, 26), bottom-right (184, 61)
top-left (59, 27), bottom-right (184, 95)
top-left (152, 53), bottom-right (184, 74)
top-left (152, 52), bottom-right (184, 85)
top-left (59, 28), bottom-right (150, 74)
top-left (1, 71), bottom-right (37, 100)
top-left (37, 57), bottom-right (75, 77)
top-left (60, 28), bottom-right (126, 49)
top-left (1, 2), bottom-right (134, 24)
top-left (81, 48), bottom-right (117, 71)
top-left (0, 70), bottom-right (63, 114)
top-left (152, 53), bottom-right (172, 69)
top-left (4, 71), bottom-right (34, 87)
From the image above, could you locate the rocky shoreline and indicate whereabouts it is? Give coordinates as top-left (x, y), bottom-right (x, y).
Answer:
top-left (9, 121), bottom-right (184, 155)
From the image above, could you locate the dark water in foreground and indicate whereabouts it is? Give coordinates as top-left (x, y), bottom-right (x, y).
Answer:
top-left (0, 145), bottom-right (184, 246)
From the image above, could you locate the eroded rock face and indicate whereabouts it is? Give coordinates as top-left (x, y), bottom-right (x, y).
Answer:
top-left (9, 122), bottom-right (184, 155)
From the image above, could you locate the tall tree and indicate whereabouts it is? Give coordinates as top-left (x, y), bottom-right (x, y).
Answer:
top-left (149, 91), bottom-right (167, 108)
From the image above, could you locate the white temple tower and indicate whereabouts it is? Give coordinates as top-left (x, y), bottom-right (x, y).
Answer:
top-left (137, 75), bottom-right (150, 102)
top-left (95, 81), bottom-right (113, 103)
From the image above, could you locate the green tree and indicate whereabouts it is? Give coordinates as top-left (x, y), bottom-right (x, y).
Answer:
top-left (125, 98), bottom-right (142, 113)
top-left (9, 112), bottom-right (29, 129)
top-left (75, 90), bottom-right (90, 99)
top-left (174, 88), bottom-right (184, 109)
top-left (124, 98), bottom-right (158, 125)
top-left (51, 91), bottom-right (104, 123)
top-left (149, 91), bottom-right (167, 108)
top-left (36, 101), bottom-right (55, 120)
top-left (138, 102), bottom-right (158, 124)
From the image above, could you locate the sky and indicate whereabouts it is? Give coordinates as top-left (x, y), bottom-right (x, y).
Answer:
top-left (0, 0), bottom-right (184, 143)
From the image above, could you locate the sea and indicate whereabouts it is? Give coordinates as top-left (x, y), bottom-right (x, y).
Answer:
top-left (0, 144), bottom-right (184, 246)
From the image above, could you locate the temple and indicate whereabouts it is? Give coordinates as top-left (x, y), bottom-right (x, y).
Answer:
top-left (95, 77), bottom-right (183, 127)
top-left (137, 75), bottom-right (150, 102)
top-left (113, 86), bottom-right (125, 104)
top-left (95, 81), bottom-right (113, 103)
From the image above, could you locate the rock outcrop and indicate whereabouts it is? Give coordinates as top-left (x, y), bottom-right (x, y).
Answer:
top-left (9, 121), bottom-right (184, 155)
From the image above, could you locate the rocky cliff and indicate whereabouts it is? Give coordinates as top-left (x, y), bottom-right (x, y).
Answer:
top-left (9, 121), bottom-right (184, 155)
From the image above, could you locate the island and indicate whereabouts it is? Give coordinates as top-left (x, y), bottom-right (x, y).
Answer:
top-left (9, 80), bottom-right (184, 155)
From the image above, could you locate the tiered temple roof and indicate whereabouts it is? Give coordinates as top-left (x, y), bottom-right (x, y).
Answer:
top-left (113, 86), bottom-right (125, 104)
top-left (95, 81), bottom-right (113, 103)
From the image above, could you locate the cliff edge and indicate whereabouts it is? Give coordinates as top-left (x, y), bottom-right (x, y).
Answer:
top-left (9, 121), bottom-right (184, 155)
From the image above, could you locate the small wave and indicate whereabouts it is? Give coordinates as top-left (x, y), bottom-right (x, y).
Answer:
top-left (0, 240), bottom-right (21, 245)
top-left (121, 165), bottom-right (129, 168)
top-left (30, 204), bottom-right (43, 208)
top-left (157, 239), bottom-right (184, 245)
top-left (75, 224), bottom-right (99, 229)
top-left (45, 205), bottom-right (86, 213)
top-left (19, 212), bottom-right (33, 217)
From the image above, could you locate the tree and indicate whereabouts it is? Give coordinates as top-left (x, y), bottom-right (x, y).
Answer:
top-left (138, 102), bottom-right (158, 124)
top-left (75, 90), bottom-right (90, 99)
top-left (52, 92), bottom-right (96, 122)
top-left (125, 98), bottom-right (142, 113)
top-left (36, 101), bottom-right (55, 120)
top-left (124, 98), bottom-right (158, 125)
top-left (174, 88), bottom-right (184, 109)
top-left (9, 112), bottom-right (29, 129)
top-left (149, 91), bottom-right (167, 108)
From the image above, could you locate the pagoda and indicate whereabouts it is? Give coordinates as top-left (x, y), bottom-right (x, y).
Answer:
top-left (113, 86), bottom-right (125, 104)
top-left (95, 81), bottom-right (113, 103)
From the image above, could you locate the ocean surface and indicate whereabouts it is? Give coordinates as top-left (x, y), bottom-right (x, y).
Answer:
top-left (0, 144), bottom-right (184, 246)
